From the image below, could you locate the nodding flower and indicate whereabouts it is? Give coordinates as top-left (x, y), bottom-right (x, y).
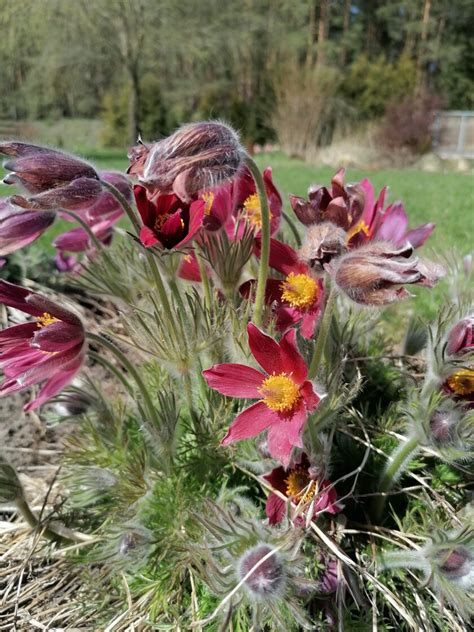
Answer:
top-left (128, 121), bottom-right (246, 202)
top-left (0, 198), bottom-right (55, 256)
top-left (0, 280), bottom-right (86, 411)
top-left (328, 242), bottom-right (445, 306)
top-left (0, 141), bottom-right (102, 210)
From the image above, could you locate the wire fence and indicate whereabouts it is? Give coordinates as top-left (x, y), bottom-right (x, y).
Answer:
top-left (432, 111), bottom-right (474, 158)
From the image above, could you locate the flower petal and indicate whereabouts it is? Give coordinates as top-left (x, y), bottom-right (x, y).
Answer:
top-left (404, 223), bottom-right (435, 249)
top-left (265, 492), bottom-right (287, 525)
top-left (140, 225), bottom-right (160, 247)
top-left (220, 400), bottom-right (275, 445)
top-left (279, 329), bottom-right (308, 382)
top-left (247, 323), bottom-right (287, 375)
top-left (203, 363), bottom-right (264, 398)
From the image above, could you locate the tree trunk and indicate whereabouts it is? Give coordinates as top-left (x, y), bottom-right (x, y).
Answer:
top-left (305, 0), bottom-right (318, 68)
top-left (416, 0), bottom-right (432, 82)
top-left (316, 0), bottom-right (330, 67)
top-left (340, 0), bottom-right (351, 66)
top-left (128, 66), bottom-right (140, 145)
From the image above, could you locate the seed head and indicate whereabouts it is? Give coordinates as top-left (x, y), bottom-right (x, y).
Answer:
top-left (238, 544), bottom-right (286, 599)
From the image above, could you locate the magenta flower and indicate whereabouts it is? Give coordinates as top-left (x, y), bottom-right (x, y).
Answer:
top-left (0, 281), bottom-right (86, 411)
top-left (134, 184), bottom-right (205, 250)
top-left (203, 324), bottom-right (320, 466)
top-left (0, 199), bottom-right (55, 256)
top-left (231, 166), bottom-right (282, 236)
top-left (242, 238), bottom-right (324, 339)
top-left (264, 454), bottom-right (340, 525)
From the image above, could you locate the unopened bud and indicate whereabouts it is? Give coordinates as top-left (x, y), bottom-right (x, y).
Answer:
top-left (437, 547), bottom-right (473, 583)
top-left (128, 121), bottom-right (245, 201)
top-left (238, 544), bottom-right (285, 598)
top-left (446, 317), bottom-right (474, 357)
top-left (429, 409), bottom-right (458, 444)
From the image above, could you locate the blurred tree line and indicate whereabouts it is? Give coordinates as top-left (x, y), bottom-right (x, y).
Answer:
top-left (0, 0), bottom-right (472, 150)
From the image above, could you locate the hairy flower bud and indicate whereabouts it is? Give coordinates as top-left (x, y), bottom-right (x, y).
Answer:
top-left (446, 317), bottom-right (474, 357)
top-left (429, 408), bottom-right (459, 444)
top-left (0, 199), bottom-right (55, 256)
top-left (298, 221), bottom-right (348, 273)
top-left (128, 121), bottom-right (245, 201)
top-left (437, 547), bottom-right (473, 582)
top-left (329, 242), bottom-right (445, 306)
top-left (0, 141), bottom-right (99, 194)
top-left (238, 544), bottom-right (285, 598)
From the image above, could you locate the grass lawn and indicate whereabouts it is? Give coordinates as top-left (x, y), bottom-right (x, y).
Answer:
top-left (1, 149), bottom-right (472, 320)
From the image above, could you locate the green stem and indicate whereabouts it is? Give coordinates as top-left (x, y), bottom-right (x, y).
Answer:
top-left (146, 253), bottom-right (175, 325)
top-left (245, 156), bottom-right (270, 327)
top-left (87, 332), bottom-right (160, 429)
top-left (101, 179), bottom-right (141, 233)
top-left (307, 284), bottom-right (337, 380)
top-left (196, 247), bottom-right (212, 309)
top-left (60, 209), bottom-right (105, 253)
top-left (15, 497), bottom-right (90, 544)
top-left (282, 211), bottom-right (302, 247)
top-left (373, 435), bottom-right (419, 522)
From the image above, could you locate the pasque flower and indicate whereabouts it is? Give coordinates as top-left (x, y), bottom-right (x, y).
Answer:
top-left (446, 316), bottom-right (474, 356)
top-left (264, 453), bottom-right (340, 525)
top-left (291, 169), bottom-right (434, 262)
top-left (0, 280), bottom-right (86, 411)
top-left (329, 242), bottom-right (444, 306)
top-left (128, 121), bottom-right (245, 202)
top-left (0, 198), bottom-right (55, 256)
top-left (241, 238), bottom-right (324, 338)
top-left (0, 141), bottom-right (102, 210)
top-left (203, 324), bottom-right (320, 466)
top-left (134, 184), bottom-right (205, 249)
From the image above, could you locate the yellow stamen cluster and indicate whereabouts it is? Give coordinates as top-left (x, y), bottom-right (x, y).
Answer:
top-left (36, 312), bottom-right (59, 328)
top-left (202, 191), bottom-right (215, 216)
top-left (154, 215), bottom-right (185, 232)
top-left (280, 272), bottom-right (318, 309)
top-left (259, 373), bottom-right (300, 412)
top-left (346, 219), bottom-right (370, 243)
top-left (241, 193), bottom-right (272, 229)
top-left (285, 468), bottom-right (318, 503)
top-left (446, 369), bottom-right (474, 397)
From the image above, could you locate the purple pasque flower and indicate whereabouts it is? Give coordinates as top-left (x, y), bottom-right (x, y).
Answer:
top-left (446, 316), bottom-right (474, 357)
top-left (0, 198), bottom-right (55, 256)
top-left (128, 121), bottom-right (245, 202)
top-left (329, 242), bottom-right (445, 306)
top-left (0, 280), bottom-right (86, 411)
top-left (0, 141), bottom-right (102, 210)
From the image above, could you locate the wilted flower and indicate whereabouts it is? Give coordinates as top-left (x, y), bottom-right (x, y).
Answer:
top-left (0, 280), bottom-right (86, 411)
top-left (133, 185), bottom-right (205, 250)
top-left (0, 198), bottom-right (55, 256)
top-left (128, 121), bottom-right (245, 201)
top-left (446, 316), bottom-right (474, 356)
top-left (298, 222), bottom-right (348, 273)
top-left (203, 324), bottom-right (320, 466)
top-left (329, 242), bottom-right (444, 306)
top-left (243, 238), bottom-right (324, 338)
top-left (238, 544), bottom-right (286, 598)
top-left (264, 453), bottom-right (340, 525)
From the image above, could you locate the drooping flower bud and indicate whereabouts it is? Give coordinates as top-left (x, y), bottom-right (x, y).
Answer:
top-left (0, 199), bottom-right (55, 256)
top-left (329, 242), bottom-right (445, 306)
top-left (436, 547), bottom-right (473, 583)
top-left (238, 544), bottom-right (286, 598)
top-left (128, 121), bottom-right (245, 201)
top-left (446, 317), bottom-right (474, 356)
top-left (0, 141), bottom-right (99, 194)
top-left (429, 408), bottom-right (459, 444)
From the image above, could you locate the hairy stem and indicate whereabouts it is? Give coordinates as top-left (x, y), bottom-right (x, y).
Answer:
top-left (308, 284), bottom-right (337, 380)
top-left (373, 435), bottom-right (420, 522)
top-left (15, 496), bottom-right (91, 544)
top-left (245, 156), bottom-right (270, 327)
top-left (101, 179), bottom-right (141, 233)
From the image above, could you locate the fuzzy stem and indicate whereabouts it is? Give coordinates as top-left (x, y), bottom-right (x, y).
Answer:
top-left (146, 253), bottom-right (176, 325)
top-left (196, 248), bottom-right (212, 309)
top-left (87, 332), bottom-right (161, 430)
top-left (282, 211), bottom-right (302, 247)
top-left (245, 156), bottom-right (270, 327)
top-left (100, 180), bottom-right (141, 233)
top-left (15, 496), bottom-right (90, 544)
top-left (373, 435), bottom-right (420, 522)
top-left (307, 284), bottom-right (337, 380)
top-left (60, 209), bottom-right (105, 253)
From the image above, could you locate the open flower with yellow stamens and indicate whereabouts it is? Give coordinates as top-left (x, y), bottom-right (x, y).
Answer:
top-left (241, 238), bottom-right (324, 338)
top-left (203, 324), bottom-right (320, 466)
top-left (263, 453), bottom-right (340, 525)
top-left (231, 166), bottom-right (282, 236)
top-left (444, 368), bottom-right (474, 406)
top-left (290, 168), bottom-right (434, 251)
top-left (0, 280), bottom-right (86, 411)
top-left (133, 184), bottom-right (205, 250)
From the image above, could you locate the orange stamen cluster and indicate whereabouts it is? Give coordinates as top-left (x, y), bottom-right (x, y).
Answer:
top-left (285, 467), bottom-right (318, 503)
top-left (36, 312), bottom-right (59, 328)
top-left (446, 369), bottom-right (474, 397)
